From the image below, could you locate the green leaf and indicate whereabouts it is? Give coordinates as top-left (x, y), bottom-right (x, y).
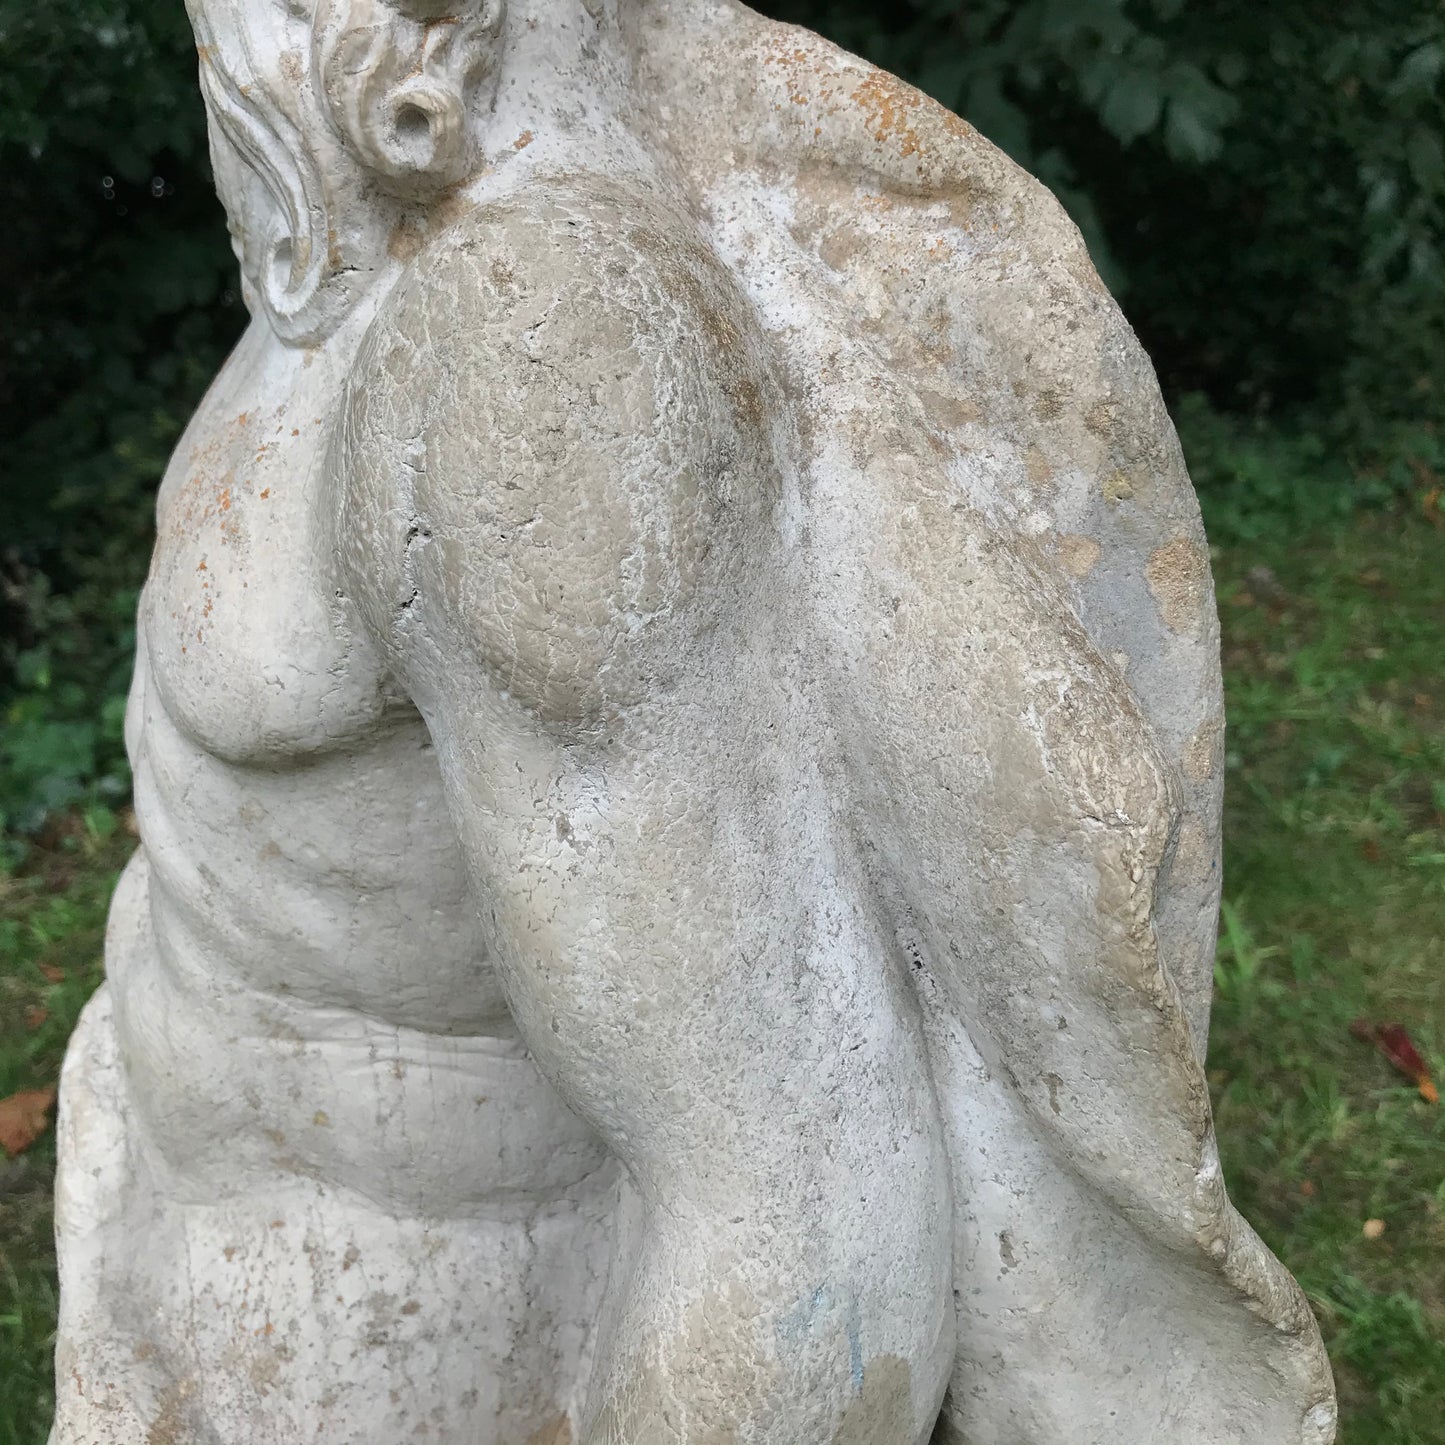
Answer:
top-left (1163, 96), bottom-right (1224, 162)
top-left (962, 73), bottom-right (1033, 165)
top-left (1394, 41), bottom-right (1443, 96)
top-left (1406, 126), bottom-right (1445, 193)
top-left (1101, 71), bottom-right (1163, 144)
top-left (1215, 52), bottom-right (1248, 88)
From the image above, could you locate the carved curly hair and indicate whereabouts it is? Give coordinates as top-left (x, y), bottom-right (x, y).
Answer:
top-left (315, 0), bottom-right (507, 195)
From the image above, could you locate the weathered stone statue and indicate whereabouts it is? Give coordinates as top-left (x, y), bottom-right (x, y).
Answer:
top-left (51, 2), bottom-right (1336, 1441)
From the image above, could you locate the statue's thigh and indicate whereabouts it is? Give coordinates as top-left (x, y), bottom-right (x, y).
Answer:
top-left (485, 748), bottom-right (943, 1205)
top-left (459, 739), bottom-right (958, 1437)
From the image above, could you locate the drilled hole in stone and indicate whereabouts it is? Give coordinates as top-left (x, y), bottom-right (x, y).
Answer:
top-left (394, 103), bottom-right (432, 155)
top-left (269, 236), bottom-right (295, 293)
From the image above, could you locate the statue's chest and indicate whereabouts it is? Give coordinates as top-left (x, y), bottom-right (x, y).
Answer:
top-left (142, 322), bottom-right (401, 763)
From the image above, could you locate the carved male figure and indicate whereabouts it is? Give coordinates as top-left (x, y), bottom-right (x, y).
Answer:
top-left (51, 1), bottom-right (1336, 1441)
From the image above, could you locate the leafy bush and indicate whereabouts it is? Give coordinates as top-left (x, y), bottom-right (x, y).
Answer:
top-left (1176, 395), bottom-right (1445, 543)
top-left (0, 0), bottom-right (241, 842)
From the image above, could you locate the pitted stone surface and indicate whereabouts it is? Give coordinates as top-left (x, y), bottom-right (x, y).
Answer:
top-left (51, 2), bottom-right (1334, 1442)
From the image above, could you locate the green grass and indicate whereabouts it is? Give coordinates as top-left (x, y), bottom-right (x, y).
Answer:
top-left (0, 812), bottom-right (129, 1445)
top-left (1205, 502), bottom-right (1445, 1443)
top-left (0, 507), bottom-right (1442, 1444)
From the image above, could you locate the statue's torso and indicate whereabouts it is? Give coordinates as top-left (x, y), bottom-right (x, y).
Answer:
top-left (122, 313), bottom-right (609, 1214)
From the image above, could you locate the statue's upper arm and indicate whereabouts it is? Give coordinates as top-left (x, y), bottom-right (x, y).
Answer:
top-left (332, 180), bottom-right (780, 724)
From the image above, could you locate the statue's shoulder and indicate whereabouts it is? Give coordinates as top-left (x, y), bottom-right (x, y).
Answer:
top-left (399, 173), bottom-right (670, 281)
top-left (630, 6), bottom-right (1177, 506)
top-left (334, 168), bottom-right (780, 720)
top-left (371, 175), bottom-right (665, 362)
top-left (631, 4), bottom-right (1068, 232)
top-left (358, 171), bottom-right (770, 420)
top-left (634, 5), bottom-right (1209, 595)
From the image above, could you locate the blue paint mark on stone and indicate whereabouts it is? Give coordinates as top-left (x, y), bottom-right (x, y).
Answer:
top-left (846, 1295), bottom-right (864, 1394)
top-left (777, 1284), bottom-right (832, 1341)
top-left (776, 1284), bottom-right (864, 1394)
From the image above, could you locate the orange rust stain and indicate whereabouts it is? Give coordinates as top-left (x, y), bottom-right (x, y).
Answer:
top-left (850, 70), bottom-right (927, 158)
top-left (761, 44), bottom-right (812, 69)
top-left (291, 428), bottom-right (300, 437)
top-left (196, 560), bottom-right (207, 572)
top-left (388, 216), bottom-right (425, 262)
top-left (513, 130), bottom-right (534, 150)
top-left (525, 1415), bottom-right (573, 1445)
top-left (259, 488), bottom-right (271, 500)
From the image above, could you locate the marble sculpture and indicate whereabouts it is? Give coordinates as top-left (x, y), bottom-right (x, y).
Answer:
top-left (50, 1), bottom-right (1337, 1441)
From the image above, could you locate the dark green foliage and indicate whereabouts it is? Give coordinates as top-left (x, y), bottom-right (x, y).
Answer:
top-left (0, 0), bottom-right (241, 840)
top-left (1176, 394), bottom-right (1445, 543)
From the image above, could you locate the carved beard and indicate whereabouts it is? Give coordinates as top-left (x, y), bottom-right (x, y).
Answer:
top-left (188, 0), bottom-right (506, 345)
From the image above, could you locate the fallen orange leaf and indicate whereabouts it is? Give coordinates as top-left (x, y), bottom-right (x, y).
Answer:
top-left (0, 1086), bottom-right (58, 1156)
top-left (1351, 1019), bottom-right (1439, 1103)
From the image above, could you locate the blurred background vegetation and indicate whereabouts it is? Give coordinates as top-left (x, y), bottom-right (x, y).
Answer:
top-left (0, 1), bottom-right (1442, 1442)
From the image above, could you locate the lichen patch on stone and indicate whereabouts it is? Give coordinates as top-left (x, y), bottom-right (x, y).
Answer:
top-left (1145, 535), bottom-right (1211, 632)
top-left (1057, 535), bottom-right (1101, 579)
